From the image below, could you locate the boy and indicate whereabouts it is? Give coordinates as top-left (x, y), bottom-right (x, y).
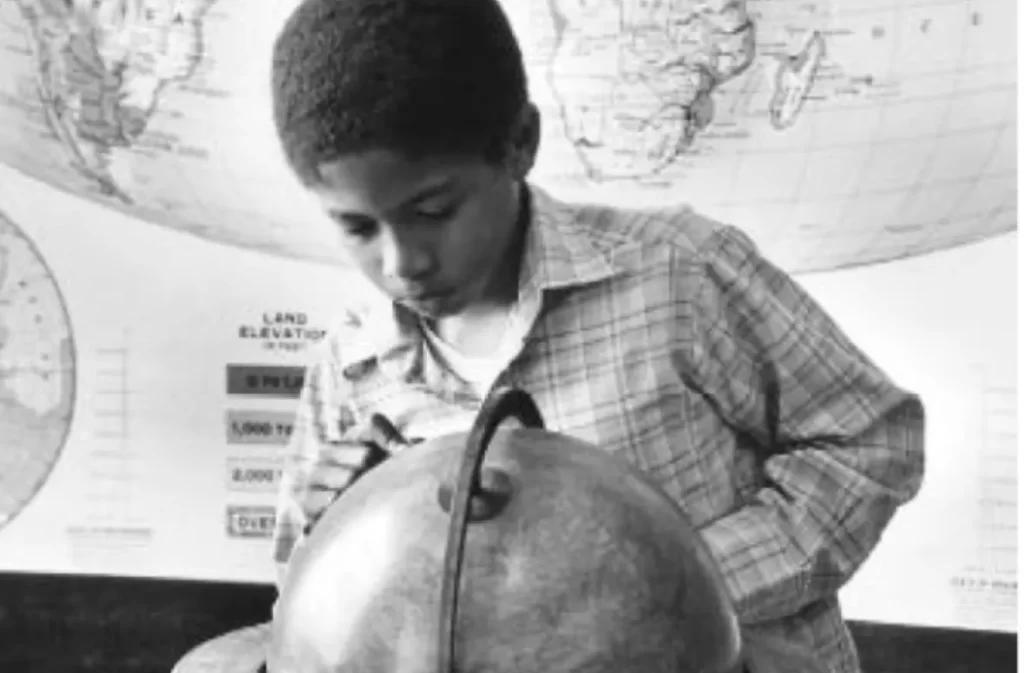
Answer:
top-left (269, 0), bottom-right (926, 670)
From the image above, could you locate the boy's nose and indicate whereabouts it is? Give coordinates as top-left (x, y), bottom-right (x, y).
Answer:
top-left (380, 229), bottom-right (436, 282)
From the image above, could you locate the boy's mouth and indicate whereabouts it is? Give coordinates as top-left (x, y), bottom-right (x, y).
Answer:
top-left (403, 288), bottom-right (451, 305)
top-left (399, 290), bottom-right (456, 316)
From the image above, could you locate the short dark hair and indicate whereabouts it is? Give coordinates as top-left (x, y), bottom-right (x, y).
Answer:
top-left (271, 0), bottom-right (529, 186)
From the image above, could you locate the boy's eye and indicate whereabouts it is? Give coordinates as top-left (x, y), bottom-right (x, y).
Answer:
top-left (334, 215), bottom-right (378, 240)
top-left (416, 201), bottom-right (457, 220)
top-left (346, 222), bottom-right (377, 238)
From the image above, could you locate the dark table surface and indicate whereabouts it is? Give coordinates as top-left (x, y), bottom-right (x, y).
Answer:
top-left (0, 573), bottom-right (1016, 673)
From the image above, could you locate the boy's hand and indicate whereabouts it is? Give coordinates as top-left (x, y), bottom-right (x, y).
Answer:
top-left (301, 414), bottom-right (413, 532)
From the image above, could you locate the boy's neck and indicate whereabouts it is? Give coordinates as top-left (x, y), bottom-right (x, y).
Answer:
top-left (424, 182), bottom-right (531, 353)
top-left (481, 180), bottom-right (531, 306)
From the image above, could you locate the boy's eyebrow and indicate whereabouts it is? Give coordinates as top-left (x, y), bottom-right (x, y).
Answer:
top-left (400, 177), bottom-right (458, 206)
top-left (327, 178), bottom-right (459, 220)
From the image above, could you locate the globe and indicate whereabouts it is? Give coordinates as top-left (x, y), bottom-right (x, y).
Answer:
top-left (0, 209), bottom-right (76, 530)
top-left (0, 0), bottom-right (1015, 274)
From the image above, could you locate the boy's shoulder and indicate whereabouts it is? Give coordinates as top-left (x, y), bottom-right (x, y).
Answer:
top-left (310, 288), bottom-right (386, 372)
top-left (538, 185), bottom-right (742, 271)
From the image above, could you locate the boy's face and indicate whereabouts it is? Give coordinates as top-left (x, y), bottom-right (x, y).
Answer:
top-left (311, 149), bottom-right (527, 319)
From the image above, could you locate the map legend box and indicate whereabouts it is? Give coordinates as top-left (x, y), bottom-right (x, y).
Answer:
top-left (225, 506), bottom-right (276, 539)
top-left (225, 458), bottom-right (283, 493)
top-left (225, 410), bottom-right (295, 445)
top-left (225, 364), bottom-right (304, 398)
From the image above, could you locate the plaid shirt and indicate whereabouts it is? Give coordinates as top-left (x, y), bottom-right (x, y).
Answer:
top-left (273, 185), bottom-right (925, 673)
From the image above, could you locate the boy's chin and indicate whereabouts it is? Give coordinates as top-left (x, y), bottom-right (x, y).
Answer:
top-left (397, 292), bottom-right (465, 319)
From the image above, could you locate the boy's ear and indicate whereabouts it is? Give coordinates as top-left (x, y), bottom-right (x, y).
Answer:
top-left (506, 102), bottom-right (541, 179)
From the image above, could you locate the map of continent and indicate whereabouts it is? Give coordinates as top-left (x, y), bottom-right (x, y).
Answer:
top-left (0, 209), bottom-right (76, 530)
top-left (0, 0), bottom-right (1016, 274)
top-left (14, 0), bottom-right (218, 203)
top-left (547, 0), bottom-right (761, 179)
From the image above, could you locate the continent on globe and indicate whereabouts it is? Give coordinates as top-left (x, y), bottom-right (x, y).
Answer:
top-left (547, 0), bottom-right (756, 180)
top-left (766, 30), bottom-right (826, 131)
top-left (0, 210), bottom-right (75, 528)
top-left (14, 0), bottom-right (219, 203)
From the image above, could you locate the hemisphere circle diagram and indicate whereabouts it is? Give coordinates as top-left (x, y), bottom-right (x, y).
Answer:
top-left (0, 209), bottom-right (76, 531)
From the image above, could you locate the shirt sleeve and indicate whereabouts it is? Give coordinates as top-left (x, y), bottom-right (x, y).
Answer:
top-left (272, 336), bottom-right (355, 589)
top-left (683, 225), bottom-right (926, 624)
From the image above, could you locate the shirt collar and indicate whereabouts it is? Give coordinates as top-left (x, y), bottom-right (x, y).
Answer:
top-left (338, 183), bottom-right (624, 379)
top-left (516, 184), bottom-right (622, 296)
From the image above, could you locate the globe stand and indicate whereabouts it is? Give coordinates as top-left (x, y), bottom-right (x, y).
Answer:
top-left (435, 386), bottom-right (546, 673)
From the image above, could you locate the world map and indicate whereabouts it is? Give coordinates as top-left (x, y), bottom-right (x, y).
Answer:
top-left (0, 0), bottom-right (1015, 274)
top-left (0, 209), bottom-right (76, 530)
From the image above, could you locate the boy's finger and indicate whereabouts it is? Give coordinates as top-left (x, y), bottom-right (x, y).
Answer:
top-left (301, 489), bottom-right (339, 521)
top-left (319, 443), bottom-right (372, 469)
top-left (308, 465), bottom-right (359, 491)
top-left (368, 413), bottom-right (410, 449)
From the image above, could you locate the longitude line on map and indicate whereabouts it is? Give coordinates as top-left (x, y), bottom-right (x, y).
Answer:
top-left (878, 0), bottom-right (971, 260)
top-left (932, 88), bottom-right (1017, 245)
top-left (779, 14), bottom-right (822, 271)
top-left (830, 0), bottom-right (905, 266)
top-left (196, 8), bottom-right (252, 238)
top-left (174, 78), bottom-right (215, 236)
top-left (708, 5), bottom-right (752, 216)
top-left (804, 1), bottom-right (843, 270)
top-left (151, 6), bottom-right (221, 237)
top-left (616, 0), bottom-right (626, 177)
top-left (879, 41), bottom-right (1019, 256)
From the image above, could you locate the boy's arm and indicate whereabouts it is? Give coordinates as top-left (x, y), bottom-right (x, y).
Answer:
top-left (272, 358), bottom-right (325, 589)
top-left (272, 347), bottom-right (354, 590)
top-left (679, 225), bottom-right (926, 624)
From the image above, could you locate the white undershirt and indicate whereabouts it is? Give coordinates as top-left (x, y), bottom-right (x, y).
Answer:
top-left (421, 323), bottom-right (513, 398)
